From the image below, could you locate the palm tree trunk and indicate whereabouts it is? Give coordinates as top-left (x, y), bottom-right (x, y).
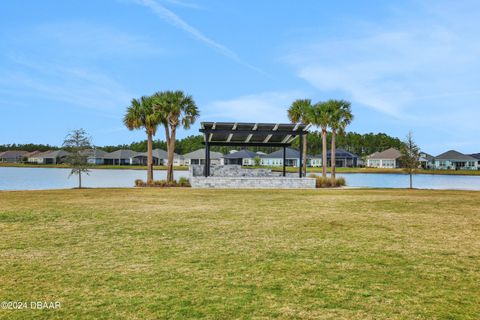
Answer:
top-left (303, 134), bottom-right (307, 176)
top-left (167, 126), bottom-right (176, 182)
top-left (331, 130), bottom-right (336, 179)
top-left (147, 131), bottom-right (154, 185)
top-left (79, 171), bottom-right (82, 189)
top-left (322, 129), bottom-right (327, 178)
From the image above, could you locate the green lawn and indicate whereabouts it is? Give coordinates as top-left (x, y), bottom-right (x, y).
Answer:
top-left (0, 188), bottom-right (479, 319)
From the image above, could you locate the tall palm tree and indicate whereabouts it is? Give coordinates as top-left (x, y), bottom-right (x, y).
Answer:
top-left (287, 99), bottom-right (312, 177)
top-left (325, 100), bottom-right (353, 179)
top-left (123, 96), bottom-right (161, 185)
top-left (153, 91), bottom-right (199, 182)
top-left (310, 102), bottom-right (334, 178)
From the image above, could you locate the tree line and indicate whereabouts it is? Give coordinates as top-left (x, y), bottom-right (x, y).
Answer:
top-left (0, 131), bottom-right (403, 158)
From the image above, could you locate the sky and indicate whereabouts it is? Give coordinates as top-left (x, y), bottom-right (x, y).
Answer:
top-left (1, 0), bottom-right (480, 154)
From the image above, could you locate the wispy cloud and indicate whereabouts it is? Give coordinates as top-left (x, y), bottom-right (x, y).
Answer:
top-left (204, 91), bottom-right (306, 123)
top-left (130, 0), bottom-right (267, 75)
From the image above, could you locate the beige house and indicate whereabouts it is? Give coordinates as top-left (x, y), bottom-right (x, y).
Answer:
top-left (366, 148), bottom-right (402, 168)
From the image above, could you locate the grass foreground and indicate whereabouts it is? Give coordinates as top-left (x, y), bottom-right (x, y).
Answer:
top-left (0, 188), bottom-right (479, 319)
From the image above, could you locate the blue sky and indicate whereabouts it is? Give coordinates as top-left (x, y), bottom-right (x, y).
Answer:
top-left (1, 0), bottom-right (479, 154)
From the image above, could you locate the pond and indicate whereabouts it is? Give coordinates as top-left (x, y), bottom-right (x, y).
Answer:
top-left (1, 167), bottom-right (480, 191)
top-left (0, 167), bottom-right (189, 190)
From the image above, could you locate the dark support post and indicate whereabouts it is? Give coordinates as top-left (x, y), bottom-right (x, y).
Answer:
top-left (282, 146), bottom-right (286, 177)
top-left (299, 134), bottom-right (303, 178)
top-left (206, 142), bottom-right (211, 176)
top-left (204, 140), bottom-right (209, 177)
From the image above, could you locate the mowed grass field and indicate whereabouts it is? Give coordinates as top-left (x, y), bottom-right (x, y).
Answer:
top-left (0, 188), bottom-right (479, 319)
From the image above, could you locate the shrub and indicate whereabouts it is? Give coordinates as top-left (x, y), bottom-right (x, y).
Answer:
top-left (309, 174), bottom-right (346, 188)
top-left (135, 179), bottom-right (146, 187)
top-left (178, 177), bottom-right (191, 187)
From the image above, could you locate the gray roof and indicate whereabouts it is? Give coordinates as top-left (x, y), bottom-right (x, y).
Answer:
top-left (313, 148), bottom-right (359, 159)
top-left (134, 149), bottom-right (183, 159)
top-left (0, 150), bottom-right (28, 158)
top-left (469, 153), bottom-right (480, 160)
top-left (419, 152), bottom-right (434, 161)
top-left (367, 148), bottom-right (401, 160)
top-left (435, 150), bottom-right (477, 161)
top-left (264, 147), bottom-right (301, 159)
top-left (103, 149), bottom-right (138, 159)
top-left (223, 149), bottom-right (258, 159)
top-left (40, 150), bottom-right (70, 158)
top-left (81, 149), bottom-right (108, 158)
top-left (183, 148), bottom-right (223, 160)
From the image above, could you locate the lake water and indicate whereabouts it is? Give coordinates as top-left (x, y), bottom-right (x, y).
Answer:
top-left (0, 167), bottom-right (189, 190)
top-left (0, 167), bottom-right (480, 191)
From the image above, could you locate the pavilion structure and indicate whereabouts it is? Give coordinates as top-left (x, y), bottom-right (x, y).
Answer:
top-left (199, 122), bottom-right (309, 177)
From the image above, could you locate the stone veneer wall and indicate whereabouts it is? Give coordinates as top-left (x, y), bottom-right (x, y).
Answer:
top-left (190, 177), bottom-right (316, 189)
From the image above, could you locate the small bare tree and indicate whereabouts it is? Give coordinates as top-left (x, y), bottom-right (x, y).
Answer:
top-left (400, 131), bottom-right (420, 189)
top-left (63, 129), bottom-right (92, 188)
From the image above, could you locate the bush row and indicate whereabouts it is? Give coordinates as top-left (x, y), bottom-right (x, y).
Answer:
top-left (135, 177), bottom-right (191, 188)
top-left (308, 174), bottom-right (346, 188)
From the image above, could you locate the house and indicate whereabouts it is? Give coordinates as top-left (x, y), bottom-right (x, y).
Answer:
top-left (433, 150), bottom-right (478, 170)
top-left (366, 148), bottom-right (402, 168)
top-left (0, 150), bottom-right (28, 163)
top-left (310, 148), bottom-right (360, 167)
top-left (419, 152), bottom-right (434, 169)
top-left (183, 148), bottom-right (223, 166)
top-left (103, 150), bottom-right (139, 165)
top-left (81, 149), bottom-right (108, 165)
top-left (223, 149), bottom-right (259, 166)
top-left (28, 150), bottom-right (70, 164)
top-left (133, 149), bottom-right (185, 166)
top-left (470, 153), bottom-right (480, 167)
top-left (261, 148), bottom-right (302, 167)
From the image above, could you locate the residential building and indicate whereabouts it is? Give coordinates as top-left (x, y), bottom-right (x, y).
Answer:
top-left (183, 148), bottom-right (223, 165)
top-left (0, 150), bottom-right (28, 163)
top-left (223, 149), bottom-right (259, 166)
top-left (103, 150), bottom-right (139, 165)
top-left (133, 149), bottom-right (185, 166)
top-left (28, 150), bottom-right (70, 164)
top-left (433, 150), bottom-right (478, 170)
top-left (311, 148), bottom-right (360, 167)
top-left (82, 149), bottom-right (108, 165)
top-left (261, 148), bottom-right (302, 167)
top-left (470, 153), bottom-right (480, 167)
top-left (366, 148), bottom-right (402, 168)
top-left (419, 152), bottom-right (434, 169)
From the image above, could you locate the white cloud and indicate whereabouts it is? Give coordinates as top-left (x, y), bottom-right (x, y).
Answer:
top-left (204, 91), bottom-right (306, 123)
top-left (285, 2), bottom-right (480, 123)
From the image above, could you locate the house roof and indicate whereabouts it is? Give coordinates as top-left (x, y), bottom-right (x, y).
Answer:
top-left (419, 152), bottom-right (434, 161)
top-left (39, 150), bottom-right (71, 158)
top-left (81, 149), bottom-right (108, 158)
top-left (367, 148), bottom-right (401, 160)
top-left (183, 148), bottom-right (223, 160)
top-left (223, 149), bottom-right (258, 159)
top-left (134, 149), bottom-right (183, 159)
top-left (435, 150), bottom-right (477, 161)
top-left (469, 153), bottom-right (480, 160)
top-left (313, 148), bottom-right (359, 159)
top-left (264, 147), bottom-right (301, 159)
top-left (103, 149), bottom-right (138, 159)
top-left (0, 150), bottom-right (28, 158)
top-left (200, 122), bottom-right (309, 147)
top-left (24, 150), bottom-right (42, 158)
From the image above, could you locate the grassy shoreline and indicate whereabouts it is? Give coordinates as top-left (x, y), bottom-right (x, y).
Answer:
top-left (1, 162), bottom-right (480, 175)
top-left (0, 188), bottom-right (479, 319)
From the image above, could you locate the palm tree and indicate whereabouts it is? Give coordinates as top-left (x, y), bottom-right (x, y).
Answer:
top-left (287, 99), bottom-right (312, 177)
top-left (123, 96), bottom-right (161, 185)
top-left (310, 102), bottom-right (334, 178)
top-left (325, 100), bottom-right (353, 179)
top-left (153, 91), bottom-right (199, 182)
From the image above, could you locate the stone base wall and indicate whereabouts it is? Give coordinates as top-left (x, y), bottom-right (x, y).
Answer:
top-left (191, 177), bottom-right (316, 189)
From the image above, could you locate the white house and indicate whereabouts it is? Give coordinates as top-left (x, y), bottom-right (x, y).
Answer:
top-left (261, 148), bottom-right (301, 167)
top-left (183, 148), bottom-right (223, 166)
top-left (366, 148), bottom-right (402, 168)
top-left (28, 150), bottom-right (70, 164)
top-left (222, 149), bottom-right (259, 166)
top-left (433, 150), bottom-right (479, 170)
top-left (133, 149), bottom-right (185, 166)
top-left (103, 150), bottom-right (140, 165)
